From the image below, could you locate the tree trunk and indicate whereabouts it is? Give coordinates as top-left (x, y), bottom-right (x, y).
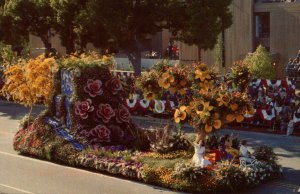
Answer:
top-left (40, 36), bottom-right (52, 57)
top-left (27, 105), bottom-right (33, 128)
top-left (127, 51), bottom-right (142, 76)
top-left (65, 43), bottom-right (75, 55)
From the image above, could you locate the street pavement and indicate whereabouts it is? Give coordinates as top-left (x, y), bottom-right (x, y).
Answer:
top-left (0, 101), bottom-right (300, 194)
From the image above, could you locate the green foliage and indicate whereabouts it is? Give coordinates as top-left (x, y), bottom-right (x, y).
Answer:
top-left (253, 145), bottom-right (278, 163)
top-left (2, 0), bottom-right (54, 50)
top-left (215, 161), bottom-right (247, 192)
top-left (173, 0), bottom-right (233, 50)
top-left (0, 44), bottom-right (17, 67)
top-left (244, 45), bottom-right (276, 79)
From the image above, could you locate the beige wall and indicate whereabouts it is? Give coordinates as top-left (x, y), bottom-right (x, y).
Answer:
top-left (179, 0), bottom-right (254, 74)
top-left (255, 3), bottom-right (300, 78)
top-left (201, 0), bottom-right (254, 74)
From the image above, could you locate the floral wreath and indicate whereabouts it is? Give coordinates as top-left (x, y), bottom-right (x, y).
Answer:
top-left (126, 98), bottom-right (139, 111)
top-left (139, 99), bottom-right (151, 112)
top-left (154, 100), bottom-right (165, 114)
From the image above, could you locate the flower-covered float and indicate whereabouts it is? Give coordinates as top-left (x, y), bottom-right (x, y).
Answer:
top-left (3, 54), bottom-right (282, 193)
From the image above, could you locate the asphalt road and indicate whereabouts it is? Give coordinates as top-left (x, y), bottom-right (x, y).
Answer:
top-left (0, 101), bottom-right (300, 194)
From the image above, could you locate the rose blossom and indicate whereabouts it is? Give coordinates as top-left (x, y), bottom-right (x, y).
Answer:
top-left (105, 78), bottom-right (123, 95)
top-left (115, 104), bottom-right (130, 123)
top-left (75, 99), bottom-right (94, 119)
top-left (89, 125), bottom-right (111, 143)
top-left (96, 104), bottom-right (115, 123)
top-left (84, 79), bottom-right (103, 97)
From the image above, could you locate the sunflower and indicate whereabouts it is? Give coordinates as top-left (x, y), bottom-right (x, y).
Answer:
top-left (195, 64), bottom-right (211, 82)
top-left (174, 106), bottom-right (187, 123)
top-left (158, 72), bottom-right (175, 89)
top-left (216, 93), bottom-right (230, 107)
top-left (199, 80), bottom-right (214, 91)
top-left (196, 101), bottom-right (214, 117)
top-left (145, 92), bottom-right (155, 100)
top-left (226, 113), bottom-right (244, 123)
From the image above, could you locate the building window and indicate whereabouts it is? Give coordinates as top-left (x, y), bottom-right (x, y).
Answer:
top-left (254, 12), bottom-right (270, 51)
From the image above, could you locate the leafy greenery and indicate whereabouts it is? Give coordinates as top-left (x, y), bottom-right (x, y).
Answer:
top-left (0, 0), bottom-right (233, 76)
top-left (253, 145), bottom-right (278, 163)
top-left (244, 45), bottom-right (276, 79)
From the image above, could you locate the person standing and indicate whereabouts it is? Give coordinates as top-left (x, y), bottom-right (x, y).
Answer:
top-left (287, 114), bottom-right (294, 136)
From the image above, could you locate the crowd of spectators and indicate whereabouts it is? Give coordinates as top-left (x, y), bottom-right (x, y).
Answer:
top-left (244, 78), bottom-right (299, 135)
top-left (286, 50), bottom-right (300, 78)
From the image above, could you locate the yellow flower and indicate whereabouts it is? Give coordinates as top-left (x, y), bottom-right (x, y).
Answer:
top-left (178, 88), bottom-right (186, 95)
top-left (145, 92), bottom-right (155, 100)
top-left (205, 119), bottom-right (222, 133)
top-left (199, 80), bottom-right (214, 91)
top-left (174, 106), bottom-right (187, 123)
top-left (230, 103), bottom-right (239, 111)
top-left (158, 73), bottom-right (175, 89)
top-left (195, 64), bottom-right (211, 82)
top-left (196, 101), bottom-right (214, 116)
top-left (226, 113), bottom-right (244, 123)
top-left (216, 93), bottom-right (230, 107)
top-left (169, 87), bottom-right (177, 94)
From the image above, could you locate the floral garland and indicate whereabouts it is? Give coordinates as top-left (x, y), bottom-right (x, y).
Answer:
top-left (154, 100), bottom-right (166, 114)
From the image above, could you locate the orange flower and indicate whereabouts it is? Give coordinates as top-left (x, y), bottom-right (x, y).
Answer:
top-left (226, 113), bottom-right (244, 123)
top-left (174, 106), bottom-right (187, 123)
top-left (158, 72), bottom-right (175, 89)
top-left (230, 103), bottom-right (238, 111)
top-left (195, 64), bottom-right (211, 82)
top-left (216, 93), bottom-right (230, 107)
top-left (205, 119), bottom-right (222, 133)
top-left (145, 92), bottom-right (155, 100)
top-left (205, 113), bottom-right (222, 132)
top-left (169, 87), bottom-right (177, 94)
top-left (178, 88), bottom-right (186, 95)
top-left (196, 101), bottom-right (214, 117)
top-left (180, 79), bottom-right (187, 86)
top-left (199, 80), bottom-right (214, 91)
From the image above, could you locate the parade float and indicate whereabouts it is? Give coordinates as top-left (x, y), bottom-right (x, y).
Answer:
top-left (2, 54), bottom-right (282, 193)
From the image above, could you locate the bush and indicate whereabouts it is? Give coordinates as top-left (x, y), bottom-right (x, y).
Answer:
top-left (253, 145), bottom-right (278, 163)
top-left (244, 45), bottom-right (276, 79)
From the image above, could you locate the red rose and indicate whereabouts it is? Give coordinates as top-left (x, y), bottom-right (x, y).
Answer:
top-left (105, 78), bottom-right (123, 95)
top-left (115, 104), bottom-right (130, 123)
top-left (96, 104), bottom-right (115, 123)
top-left (84, 79), bottom-right (103, 97)
top-left (75, 99), bottom-right (94, 119)
top-left (89, 125), bottom-right (111, 143)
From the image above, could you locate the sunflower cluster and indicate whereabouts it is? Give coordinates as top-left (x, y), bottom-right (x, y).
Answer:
top-left (171, 63), bottom-right (252, 134)
top-left (135, 70), bottom-right (163, 100)
top-left (158, 64), bottom-right (190, 95)
top-left (227, 61), bottom-right (252, 93)
top-left (194, 63), bottom-right (218, 92)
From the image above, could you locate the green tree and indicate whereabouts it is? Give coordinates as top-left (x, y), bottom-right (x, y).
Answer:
top-left (244, 45), bottom-right (276, 79)
top-left (2, 0), bottom-right (54, 53)
top-left (49, 0), bottom-right (92, 54)
top-left (86, 0), bottom-right (233, 75)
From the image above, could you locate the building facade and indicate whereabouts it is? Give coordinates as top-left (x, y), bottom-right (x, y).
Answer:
top-left (182, 0), bottom-right (300, 78)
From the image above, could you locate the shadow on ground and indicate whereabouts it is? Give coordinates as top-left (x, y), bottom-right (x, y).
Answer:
top-left (0, 102), bottom-right (44, 120)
